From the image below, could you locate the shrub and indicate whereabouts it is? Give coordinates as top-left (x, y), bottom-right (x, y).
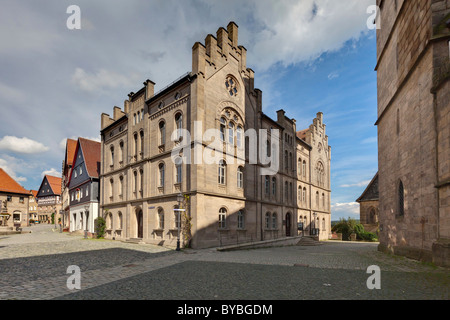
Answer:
top-left (353, 223), bottom-right (378, 242)
top-left (331, 217), bottom-right (357, 241)
top-left (94, 217), bottom-right (106, 239)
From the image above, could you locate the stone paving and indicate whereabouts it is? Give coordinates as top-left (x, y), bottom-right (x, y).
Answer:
top-left (0, 224), bottom-right (448, 300)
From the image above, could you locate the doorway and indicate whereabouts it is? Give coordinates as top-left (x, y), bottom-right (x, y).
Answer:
top-left (285, 212), bottom-right (292, 237)
top-left (136, 210), bottom-right (143, 239)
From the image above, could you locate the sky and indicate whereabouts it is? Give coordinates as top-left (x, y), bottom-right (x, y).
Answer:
top-left (0, 0), bottom-right (378, 221)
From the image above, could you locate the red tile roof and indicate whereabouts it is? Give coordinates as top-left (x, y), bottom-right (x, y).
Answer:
top-left (0, 168), bottom-right (30, 195)
top-left (296, 129), bottom-right (309, 141)
top-left (79, 138), bottom-right (101, 178)
top-left (66, 139), bottom-right (77, 167)
top-left (45, 175), bottom-right (62, 195)
top-left (30, 190), bottom-right (38, 198)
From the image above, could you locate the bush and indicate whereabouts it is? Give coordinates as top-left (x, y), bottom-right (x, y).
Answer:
top-left (354, 223), bottom-right (378, 242)
top-left (94, 217), bottom-right (106, 239)
top-left (331, 217), bottom-right (357, 241)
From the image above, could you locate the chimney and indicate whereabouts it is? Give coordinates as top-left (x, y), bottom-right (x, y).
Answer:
top-left (144, 79), bottom-right (155, 100)
top-left (124, 100), bottom-right (130, 114)
top-left (227, 21), bottom-right (238, 48)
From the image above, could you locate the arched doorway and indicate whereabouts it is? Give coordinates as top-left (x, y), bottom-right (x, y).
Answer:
top-left (136, 210), bottom-right (143, 239)
top-left (285, 212), bottom-right (292, 237)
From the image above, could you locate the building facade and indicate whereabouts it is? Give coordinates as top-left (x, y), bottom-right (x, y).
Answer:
top-left (67, 138), bottom-right (101, 235)
top-left (99, 22), bottom-right (331, 249)
top-left (0, 168), bottom-right (30, 228)
top-left (375, 0), bottom-right (449, 266)
top-left (36, 175), bottom-right (62, 224)
top-left (61, 138), bottom-right (77, 231)
top-left (356, 172), bottom-right (379, 234)
top-left (28, 190), bottom-right (38, 223)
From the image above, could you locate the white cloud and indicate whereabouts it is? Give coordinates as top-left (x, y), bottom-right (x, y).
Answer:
top-left (0, 136), bottom-right (49, 154)
top-left (0, 157), bottom-right (27, 182)
top-left (340, 180), bottom-right (371, 188)
top-left (41, 168), bottom-right (61, 178)
top-left (361, 136), bottom-right (377, 144)
top-left (71, 68), bottom-right (141, 94)
top-left (247, 0), bottom-right (374, 70)
top-left (331, 202), bottom-right (360, 216)
top-left (328, 72), bottom-right (339, 80)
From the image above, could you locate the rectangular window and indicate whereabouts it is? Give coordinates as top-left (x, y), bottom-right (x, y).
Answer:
top-left (176, 164), bottom-right (182, 184)
top-left (219, 213), bottom-right (226, 229)
top-left (19, 197), bottom-right (24, 203)
top-left (7, 195), bottom-right (12, 202)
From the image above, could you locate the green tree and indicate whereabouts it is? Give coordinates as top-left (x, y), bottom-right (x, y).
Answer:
top-left (94, 217), bottom-right (106, 239)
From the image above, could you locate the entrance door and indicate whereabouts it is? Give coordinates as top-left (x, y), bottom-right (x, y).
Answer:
top-left (137, 210), bottom-right (143, 239)
top-left (286, 212), bottom-right (291, 237)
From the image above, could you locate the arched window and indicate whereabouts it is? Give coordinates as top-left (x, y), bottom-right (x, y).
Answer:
top-left (322, 193), bottom-right (325, 208)
top-left (298, 158), bottom-right (302, 176)
top-left (133, 133), bottom-right (138, 159)
top-left (316, 191), bottom-right (319, 208)
top-left (118, 212), bottom-right (123, 230)
top-left (316, 162), bottom-right (325, 187)
top-left (265, 176), bottom-right (270, 195)
top-left (119, 175), bottom-right (124, 197)
top-left (219, 208), bottom-right (227, 229)
top-left (220, 117), bottom-right (226, 142)
top-left (398, 180), bottom-right (405, 216)
top-left (298, 186), bottom-right (302, 202)
top-left (272, 177), bottom-right (277, 196)
top-left (285, 181), bottom-right (289, 200)
top-left (109, 179), bottom-right (114, 198)
top-left (159, 163), bottom-right (165, 187)
top-left (289, 152), bottom-right (293, 170)
top-left (158, 208), bottom-right (164, 229)
top-left (237, 126), bottom-right (243, 148)
top-left (237, 210), bottom-right (245, 229)
top-left (322, 218), bottom-right (326, 231)
top-left (284, 151), bottom-right (289, 170)
top-left (107, 213), bottom-right (113, 230)
top-left (119, 141), bottom-right (124, 164)
top-left (228, 122), bottom-right (235, 145)
top-left (237, 167), bottom-right (244, 189)
top-left (266, 140), bottom-right (271, 158)
top-left (139, 169), bottom-right (144, 194)
top-left (218, 160), bottom-right (226, 185)
top-left (265, 212), bottom-right (271, 229)
top-left (302, 161), bottom-right (307, 177)
top-left (133, 171), bottom-right (138, 193)
top-left (175, 158), bottom-right (182, 184)
top-left (140, 131), bottom-right (144, 158)
top-left (110, 146), bottom-right (114, 167)
top-left (272, 213), bottom-right (277, 229)
top-left (159, 121), bottom-right (166, 146)
top-left (175, 112), bottom-right (183, 140)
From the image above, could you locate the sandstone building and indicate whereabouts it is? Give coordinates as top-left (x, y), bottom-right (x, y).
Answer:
top-left (0, 168), bottom-right (30, 228)
top-left (356, 172), bottom-right (379, 233)
top-left (99, 22), bottom-right (331, 249)
top-left (375, 0), bottom-right (449, 266)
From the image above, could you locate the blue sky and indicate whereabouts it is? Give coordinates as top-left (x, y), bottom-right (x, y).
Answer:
top-left (0, 0), bottom-right (377, 220)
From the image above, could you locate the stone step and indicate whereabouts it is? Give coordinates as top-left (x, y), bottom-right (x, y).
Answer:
top-left (124, 238), bottom-right (145, 244)
top-left (297, 236), bottom-right (323, 246)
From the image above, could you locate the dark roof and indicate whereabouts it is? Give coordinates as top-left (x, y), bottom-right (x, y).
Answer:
top-left (356, 172), bottom-right (379, 202)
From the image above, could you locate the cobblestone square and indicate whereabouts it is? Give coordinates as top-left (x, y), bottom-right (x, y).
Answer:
top-left (0, 225), bottom-right (448, 300)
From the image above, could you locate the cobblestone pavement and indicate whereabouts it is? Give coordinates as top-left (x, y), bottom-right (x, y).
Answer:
top-left (0, 225), bottom-right (448, 300)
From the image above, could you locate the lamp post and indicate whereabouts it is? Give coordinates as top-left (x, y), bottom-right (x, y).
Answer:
top-left (175, 193), bottom-right (184, 251)
top-left (84, 204), bottom-right (89, 239)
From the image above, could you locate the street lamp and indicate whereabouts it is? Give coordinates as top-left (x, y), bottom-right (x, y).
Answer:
top-left (84, 204), bottom-right (89, 239)
top-left (175, 193), bottom-right (184, 251)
